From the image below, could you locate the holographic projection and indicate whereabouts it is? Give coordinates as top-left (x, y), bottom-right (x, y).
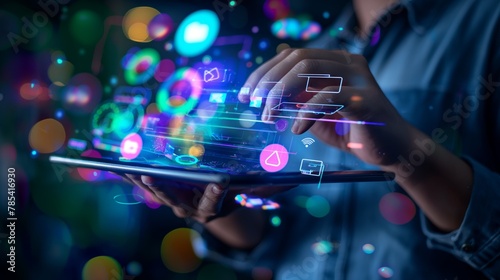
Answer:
top-left (72, 8), bottom-right (321, 182)
top-left (58, 2), bottom-right (387, 196)
top-left (3, 0), bottom-right (401, 279)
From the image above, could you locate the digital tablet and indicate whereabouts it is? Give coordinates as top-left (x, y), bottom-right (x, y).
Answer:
top-left (48, 5), bottom-right (393, 188)
top-left (49, 155), bottom-right (394, 187)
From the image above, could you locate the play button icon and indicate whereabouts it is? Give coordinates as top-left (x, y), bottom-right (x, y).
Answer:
top-left (260, 144), bottom-right (289, 172)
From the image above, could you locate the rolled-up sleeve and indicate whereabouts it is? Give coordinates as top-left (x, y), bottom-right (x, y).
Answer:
top-left (421, 157), bottom-right (500, 279)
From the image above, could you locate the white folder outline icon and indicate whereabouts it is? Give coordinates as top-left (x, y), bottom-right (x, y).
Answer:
top-left (298, 74), bottom-right (343, 94)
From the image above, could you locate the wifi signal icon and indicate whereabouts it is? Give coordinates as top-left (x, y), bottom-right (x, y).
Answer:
top-left (301, 137), bottom-right (315, 148)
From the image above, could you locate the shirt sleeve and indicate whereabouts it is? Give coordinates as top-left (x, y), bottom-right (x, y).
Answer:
top-left (421, 157), bottom-right (500, 279)
top-left (189, 208), bottom-right (289, 272)
top-left (421, 13), bottom-right (500, 279)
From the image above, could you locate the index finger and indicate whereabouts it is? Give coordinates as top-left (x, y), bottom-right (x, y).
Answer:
top-left (262, 59), bottom-right (355, 122)
top-left (238, 48), bottom-right (295, 103)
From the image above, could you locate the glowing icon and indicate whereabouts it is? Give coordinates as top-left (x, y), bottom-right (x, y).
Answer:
top-left (184, 22), bottom-right (209, 43)
top-left (301, 137), bottom-right (315, 147)
top-left (203, 67), bottom-right (220, 82)
top-left (249, 96), bottom-right (263, 108)
top-left (174, 10), bottom-right (220, 57)
top-left (120, 133), bottom-right (143, 159)
top-left (265, 151), bottom-right (281, 166)
top-left (299, 159), bottom-right (324, 176)
top-left (123, 140), bottom-right (138, 154)
top-left (209, 93), bottom-right (227, 103)
top-left (298, 74), bottom-right (343, 94)
top-left (260, 144), bottom-right (289, 172)
top-left (239, 87), bottom-right (250, 95)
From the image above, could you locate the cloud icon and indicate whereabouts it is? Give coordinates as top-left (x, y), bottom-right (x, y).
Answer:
top-left (184, 21), bottom-right (209, 43)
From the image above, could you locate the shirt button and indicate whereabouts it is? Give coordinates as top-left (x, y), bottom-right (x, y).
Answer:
top-left (460, 243), bottom-right (474, 253)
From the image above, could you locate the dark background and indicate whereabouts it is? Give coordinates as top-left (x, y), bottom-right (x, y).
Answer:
top-left (0, 0), bottom-right (348, 279)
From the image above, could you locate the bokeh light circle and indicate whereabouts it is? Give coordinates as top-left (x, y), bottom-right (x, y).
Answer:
top-left (63, 73), bottom-right (102, 114)
top-left (379, 192), bottom-right (416, 225)
top-left (378, 266), bottom-right (394, 278)
top-left (174, 10), bottom-right (220, 57)
top-left (77, 149), bottom-right (103, 181)
top-left (156, 67), bottom-right (202, 116)
top-left (362, 243), bottom-right (375, 254)
top-left (311, 240), bottom-right (334, 256)
top-left (20, 81), bottom-right (48, 100)
top-left (154, 59), bottom-right (176, 82)
top-left (29, 118), bottom-right (66, 153)
top-left (69, 10), bottom-right (103, 46)
top-left (188, 144), bottom-right (205, 157)
top-left (239, 110), bottom-right (257, 128)
top-left (126, 261), bottom-right (143, 276)
top-left (133, 186), bottom-right (162, 209)
top-left (148, 13), bottom-right (174, 40)
top-left (124, 48), bottom-right (160, 85)
top-left (270, 215), bottom-right (281, 227)
top-left (271, 18), bottom-right (321, 41)
top-left (306, 195), bottom-right (330, 218)
top-left (82, 256), bottom-right (122, 280)
top-left (275, 119), bottom-right (288, 132)
top-left (252, 267), bottom-right (273, 280)
top-left (161, 228), bottom-right (202, 273)
top-left (123, 6), bottom-right (160, 42)
top-left (335, 121), bottom-right (350, 136)
top-left (112, 104), bottom-right (144, 138)
top-left (263, 0), bottom-right (291, 20)
top-left (276, 43), bottom-right (291, 53)
top-left (48, 60), bottom-right (74, 86)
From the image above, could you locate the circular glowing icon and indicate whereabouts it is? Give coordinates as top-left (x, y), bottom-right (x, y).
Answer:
top-left (120, 133), bottom-right (143, 160)
top-left (156, 67), bottom-right (202, 116)
top-left (174, 10), bottom-right (220, 57)
top-left (92, 103), bottom-right (120, 134)
top-left (259, 144), bottom-right (289, 172)
top-left (124, 48), bottom-right (160, 85)
top-left (175, 154), bottom-right (199, 165)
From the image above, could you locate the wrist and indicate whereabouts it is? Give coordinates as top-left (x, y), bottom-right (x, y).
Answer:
top-left (383, 126), bottom-right (438, 183)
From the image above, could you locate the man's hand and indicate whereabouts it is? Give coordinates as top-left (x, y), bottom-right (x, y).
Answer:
top-left (123, 174), bottom-right (295, 224)
top-left (239, 48), bottom-right (413, 167)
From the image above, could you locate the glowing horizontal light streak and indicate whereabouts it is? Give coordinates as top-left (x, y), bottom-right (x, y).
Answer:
top-left (273, 115), bottom-right (385, 126)
top-left (347, 142), bottom-right (363, 149)
top-left (143, 134), bottom-right (269, 152)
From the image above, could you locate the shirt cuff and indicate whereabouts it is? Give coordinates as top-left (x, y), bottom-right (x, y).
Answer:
top-left (421, 156), bottom-right (500, 279)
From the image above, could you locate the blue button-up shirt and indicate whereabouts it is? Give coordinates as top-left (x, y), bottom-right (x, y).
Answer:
top-left (197, 0), bottom-right (500, 279)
